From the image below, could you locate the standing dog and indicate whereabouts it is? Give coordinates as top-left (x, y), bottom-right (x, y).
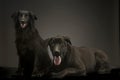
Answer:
top-left (47, 36), bottom-right (111, 78)
top-left (11, 10), bottom-right (51, 78)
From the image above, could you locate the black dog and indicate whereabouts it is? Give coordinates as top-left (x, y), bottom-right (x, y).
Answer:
top-left (47, 36), bottom-right (111, 78)
top-left (11, 10), bottom-right (51, 78)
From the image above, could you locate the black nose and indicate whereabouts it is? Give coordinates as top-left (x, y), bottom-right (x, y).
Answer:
top-left (20, 20), bottom-right (26, 24)
top-left (54, 51), bottom-right (60, 57)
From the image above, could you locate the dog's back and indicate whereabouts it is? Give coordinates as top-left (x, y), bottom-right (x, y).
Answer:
top-left (71, 46), bottom-right (110, 73)
top-left (70, 46), bottom-right (96, 72)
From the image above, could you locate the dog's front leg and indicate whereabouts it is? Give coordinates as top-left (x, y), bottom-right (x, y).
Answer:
top-left (32, 53), bottom-right (45, 77)
top-left (51, 67), bottom-right (86, 78)
top-left (16, 56), bottom-right (23, 76)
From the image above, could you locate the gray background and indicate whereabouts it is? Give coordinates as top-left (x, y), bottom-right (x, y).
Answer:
top-left (0, 0), bottom-right (119, 68)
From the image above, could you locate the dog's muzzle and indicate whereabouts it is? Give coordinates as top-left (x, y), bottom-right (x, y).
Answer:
top-left (53, 51), bottom-right (62, 66)
top-left (20, 21), bottom-right (27, 29)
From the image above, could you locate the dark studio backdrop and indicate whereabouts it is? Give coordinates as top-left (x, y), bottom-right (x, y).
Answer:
top-left (0, 0), bottom-right (119, 69)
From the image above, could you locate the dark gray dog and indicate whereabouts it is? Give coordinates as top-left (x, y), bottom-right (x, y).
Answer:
top-left (46, 36), bottom-right (111, 78)
top-left (11, 10), bottom-right (51, 78)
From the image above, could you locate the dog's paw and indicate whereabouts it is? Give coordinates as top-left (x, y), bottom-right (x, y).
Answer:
top-left (32, 71), bottom-right (45, 78)
top-left (15, 70), bottom-right (23, 76)
top-left (98, 69), bottom-right (111, 74)
top-left (80, 72), bottom-right (87, 76)
top-left (51, 72), bottom-right (65, 78)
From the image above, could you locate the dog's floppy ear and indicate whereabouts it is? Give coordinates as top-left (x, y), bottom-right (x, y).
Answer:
top-left (45, 38), bottom-right (50, 46)
top-left (63, 36), bottom-right (72, 45)
top-left (29, 12), bottom-right (37, 20)
top-left (11, 11), bottom-right (19, 20)
top-left (45, 38), bottom-right (53, 46)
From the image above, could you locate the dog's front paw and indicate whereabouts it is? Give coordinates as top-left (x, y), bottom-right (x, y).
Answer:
top-left (32, 72), bottom-right (44, 77)
top-left (98, 68), bottom-right (111, 74)
top-left (51, 72), bottom-right (64, 78)
top-left (12, 70), bottom-right (23, 77)
top-left (32, 69), bottom-right (45, 78)
top-left (16, 69), bottom-right (23, 76)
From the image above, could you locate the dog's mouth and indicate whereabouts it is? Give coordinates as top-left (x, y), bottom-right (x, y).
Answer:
top-left (20, 21), bottom-right (27, 29)
top-left (53, 56), bottom-right (61, 66)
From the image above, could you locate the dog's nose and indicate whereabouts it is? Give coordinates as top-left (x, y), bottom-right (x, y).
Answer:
top-left (20, 21), bottom-right (25, 23)
top-left (54, 51), bottom-right (60, 57)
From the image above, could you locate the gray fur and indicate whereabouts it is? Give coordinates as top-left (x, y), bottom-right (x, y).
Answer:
top-left (47, 36), bottom-right (111, 78)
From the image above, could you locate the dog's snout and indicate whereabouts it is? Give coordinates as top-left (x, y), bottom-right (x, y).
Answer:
top-left (54, 44), bottom-right (60, 56)
top-left (20, 17), bottom-right (26, 21)
top-left (54, 51), bottom-right (60, 57)
top-left (19, 14), bottom-right (28, 22)
top-left (20, 21), bottom-right (24, 23)
top-left (20, 19), bottom-right (25, 22)
top-left (19, 18), bottom-right (26, 22)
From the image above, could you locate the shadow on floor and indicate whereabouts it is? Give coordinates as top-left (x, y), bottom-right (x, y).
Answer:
top-left (0, 67), bottom-right (120, 80)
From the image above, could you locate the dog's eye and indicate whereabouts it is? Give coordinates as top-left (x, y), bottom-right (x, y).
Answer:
top-left (61, 43), bottom-right (65, 47)
top-left (64, 42), bottom-right (67, 46)
top-left (49, 41), bottom-right (54, 47)
top-left (24, 14), bottom-right (28, 17)
top-left (19, 14), bottom-right (23, 17)
top-left (51, 43), bottom-right (55, 47)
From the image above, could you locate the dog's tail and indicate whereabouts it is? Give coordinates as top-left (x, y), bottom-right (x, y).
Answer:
top-left (95, 50), bottom-right (111, 74)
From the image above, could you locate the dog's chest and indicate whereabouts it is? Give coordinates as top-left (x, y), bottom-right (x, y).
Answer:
top-left (16, 39), bottom-right (37, 52)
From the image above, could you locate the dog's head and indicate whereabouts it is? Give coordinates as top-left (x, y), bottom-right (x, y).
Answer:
top-left (11, 10), bottom-right (37, 29)
top-left (47, 36), bottom-right (72, 66)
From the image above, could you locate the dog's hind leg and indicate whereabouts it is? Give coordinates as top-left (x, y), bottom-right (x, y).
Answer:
top-left (95, 50), bottom-right (111, 74)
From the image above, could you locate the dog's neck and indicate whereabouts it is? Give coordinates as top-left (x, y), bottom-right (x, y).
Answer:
top-left (15, 24), bottom-right (43, 42)
top-left (64, 45), bottom-right (73, 64)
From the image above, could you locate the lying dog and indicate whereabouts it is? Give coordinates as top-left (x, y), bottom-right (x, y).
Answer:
top-left (11, 10), bottom-right (51, 77)
top-left (46, 36), bottom-right (111, 78)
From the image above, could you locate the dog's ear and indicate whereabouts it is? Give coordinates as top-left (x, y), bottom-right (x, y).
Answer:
top-left (63, 36), bottom-right (72, 45)
top-left (11, 11), bottom-right (19, 20)
top-left (45, 38), bottom-right (50, 46)
top-left (45, 38), bottom-right (53, 46)
top-left (29, 12), bottom-right (37, 20)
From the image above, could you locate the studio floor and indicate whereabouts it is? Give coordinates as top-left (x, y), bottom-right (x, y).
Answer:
top-left (0, 67), bottom-right (120, 80)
